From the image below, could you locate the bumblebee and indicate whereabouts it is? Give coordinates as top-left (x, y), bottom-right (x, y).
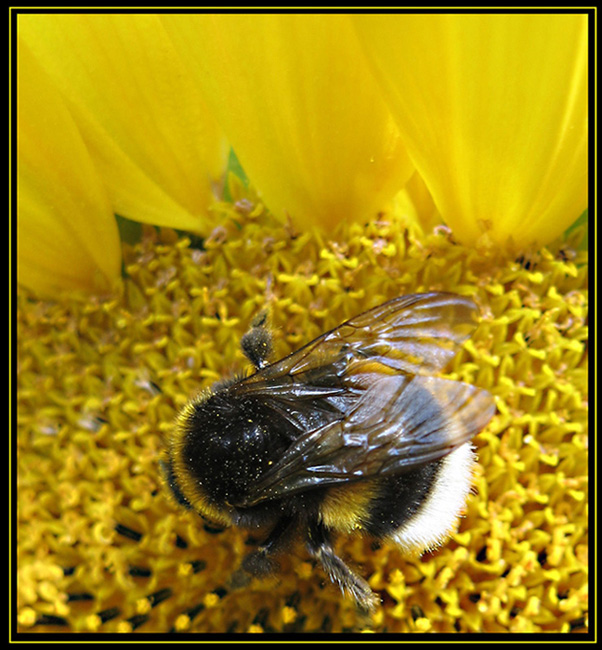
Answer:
top-left (164, 292), bottom-right (495, 610)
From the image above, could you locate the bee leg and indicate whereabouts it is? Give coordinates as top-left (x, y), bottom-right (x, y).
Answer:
top-left (306, 522), bottom-right (380, 612)
top-left (230, 515), bottom-right (296, 589)
top-left (240, 310), bottom-right (273, 369)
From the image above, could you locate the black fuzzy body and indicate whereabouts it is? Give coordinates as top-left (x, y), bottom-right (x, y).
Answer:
top-left (173, 383), bottom-right (327, 529)
top-left (169, 380), bottom-right (443, 535)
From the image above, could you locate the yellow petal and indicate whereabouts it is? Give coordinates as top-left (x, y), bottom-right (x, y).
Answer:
top-left (392, 171), bottom-right (442, 239)
top-left (18, 14), bottom-right (229, 233)
top-left (17, 37), bottom-right (121, 298)
top-left (354, 14), bottom-right (588, 248)
top-left (161, 14), bottom-right (414, 230)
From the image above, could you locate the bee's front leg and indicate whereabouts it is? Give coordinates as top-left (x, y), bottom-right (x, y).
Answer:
top-left (306, 521), bottom-right (380, 612)
top-left (230, 514), bottom-right (296, 588)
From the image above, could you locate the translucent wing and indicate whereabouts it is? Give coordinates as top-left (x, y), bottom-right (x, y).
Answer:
top-left (245, 291), bottom-right (482, 384)
top-left (227, 292), bottom-right (495, 507)
top-left (235, 373), bottom-right (494, 506)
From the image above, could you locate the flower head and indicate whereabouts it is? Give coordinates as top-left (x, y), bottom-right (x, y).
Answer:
top-left (17, 197), bottom-right (588, 633)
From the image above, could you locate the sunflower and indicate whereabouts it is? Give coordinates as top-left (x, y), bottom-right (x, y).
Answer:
top-left (15, 13), bottom-right (588, 635)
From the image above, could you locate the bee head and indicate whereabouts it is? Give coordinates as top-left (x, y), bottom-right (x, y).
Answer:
top-left (166, 387), bottom-right (289, 524)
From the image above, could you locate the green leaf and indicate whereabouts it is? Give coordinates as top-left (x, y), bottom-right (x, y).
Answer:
top-left (564, 209), bottom-right (588, 250)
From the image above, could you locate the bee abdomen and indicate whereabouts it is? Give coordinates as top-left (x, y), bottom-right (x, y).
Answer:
top-left (369, 443), bottom-right (475, 554)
